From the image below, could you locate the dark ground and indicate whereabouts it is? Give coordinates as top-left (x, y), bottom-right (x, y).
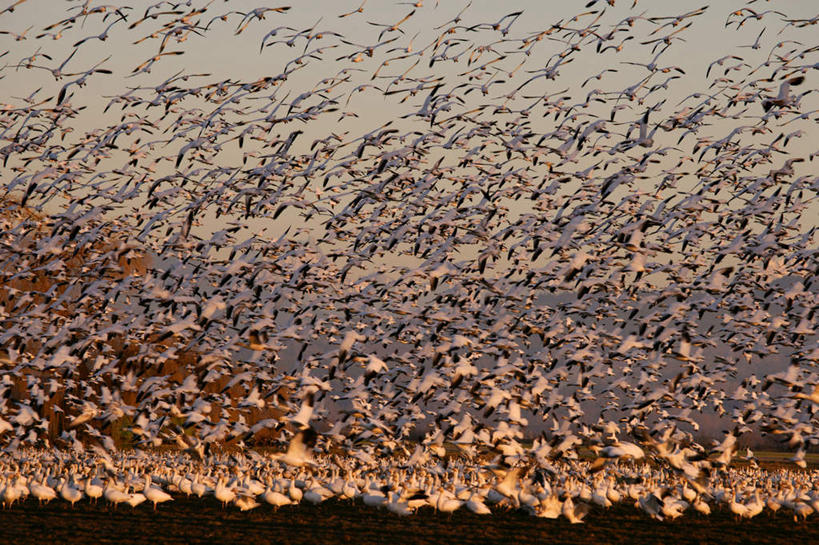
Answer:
top-left (1, 495), bottom-right (817, 545)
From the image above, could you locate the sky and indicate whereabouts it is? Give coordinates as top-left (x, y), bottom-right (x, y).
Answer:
top-left (1, 0), bottom-right (817, 263)
top-left (3, 1), bottom-right (817, 159)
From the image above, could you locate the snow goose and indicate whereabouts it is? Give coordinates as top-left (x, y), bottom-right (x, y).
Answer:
top-left (214, 476), bottom-right (237, 508)
top-left (2, 478), bottom-right (23, 508)
top-left (104, 479), bottom-right (131, 507)
top-left (143, 476), bottom-right (173, 510)
top-left (386, 490), bottom-right (414, 516)
top-left (465, 492), bottom-right (491, 515)
top-left (762, 75), bottom-right (805, 112)
top-left (177, 475), bottom-right (194, 496)
top-left (536, 494), bottom-right (562, 519)
top-left (29, 478), bottom-right (57, 505)
top-left (637, 492), bottom-right (663, 520)
top-left (127, 492), bottom-right (147, 509)
top-left (692, 496), bottom-right (711, 516)
top-left (793, 385), bottom-right (819, 405)
top-left (287, 479), bottom-right (303, 503)
top-left (404, 489), bottom-right (429, 510)
top-left (435, 488), bottom-right (463, 514)
top-left (234, 494), bottom-right (261, 511)
top-left (661, 495), bottom-right (688, 520)
top-left (605, 478), bottom-right (622, 504)
top-left (728, 490), bottom-right (750, 519)
top-left (790, 499), bottom-right (813, 522)
top-left (303, 480), bottom-right (334, 504)
top-left (591, 484), bottom-right (612, 508)
top-left (10, 475), bottom-right (28, 503)
top-left (262, 485), bottom-right (292, 508)
top-left (361, 482), bottom-right (388, 508)
top-left (561, 495), bottom-right (589, 524)
top-left (85, 476), bottom-right (104, 503)
top-left (191, 474), bottom-right (209, 497)
top-left (517, 486), bottom-right (540, 510)
top-left (491, 466), bottom-right (522, 505)
top-left (341, 477), bottom-right (359, 501)
top-left (745, 492), bottom-right (764, 519)
top-left (766, 491), bottom-right (782, 515)
top-left (273, 427), bottom-right (318, 468)
top-left (59, 477), bottom-right (84, 507)
top-left (241, 475), bottom-right (266, 497)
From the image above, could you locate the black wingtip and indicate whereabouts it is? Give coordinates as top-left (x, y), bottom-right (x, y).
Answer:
top-left (298, 426), bottom-right (318, 448)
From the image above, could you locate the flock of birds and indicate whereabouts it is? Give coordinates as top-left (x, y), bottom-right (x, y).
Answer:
top-left (0, 0), bottom-right (818, 521)
top-left (2, 445), bottom-right (819, 522)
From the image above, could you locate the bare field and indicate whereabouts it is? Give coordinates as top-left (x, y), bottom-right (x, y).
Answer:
top-left (2, 495), bottom-right (817, 545)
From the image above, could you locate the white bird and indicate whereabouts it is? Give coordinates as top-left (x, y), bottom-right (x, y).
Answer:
top-left (143, 476), bottom-right (173, 510)
top-left (465, 492), bottom-right (491, 515)
top-left (435, 489), bottom-right (463, 514)
top-left (2, 478), bottom-right (23, 508)
top-left (262, 486), bottom-right (292, 508)
top-left (793, 385), bottom-right (819, 404)
top-left (288, 479), bottom-right (303, 503)
top-left (361, 483), bottom-right (388, 508)
top-left (762, 76), bottom-right (805, 111)
top-left (536, 494), bottom-right (563, 519)
top-left (104, 480), bottom-right (131, 507)
top-left (214, 477), bottom-right (237, 508)
top-left (29, 479), bottom-right (57, 505)
top-left (127, 492), bottom-right (147, 509)
top-left (234, 494), bottom-right (261, 511)
top-left (386, 490), bottom-right (414, 516)
top-left (84, 477), bottom-right (104, 503)
top-left (562, 496), bottom-right (589, 524)
top-left (273, 427), bottom-right (318, 467)
top-left (59, 478), bottom-right (83, 507)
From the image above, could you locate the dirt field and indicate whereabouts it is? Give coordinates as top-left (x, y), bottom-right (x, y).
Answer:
top-left (1, 495), bottom-right (817, 545)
